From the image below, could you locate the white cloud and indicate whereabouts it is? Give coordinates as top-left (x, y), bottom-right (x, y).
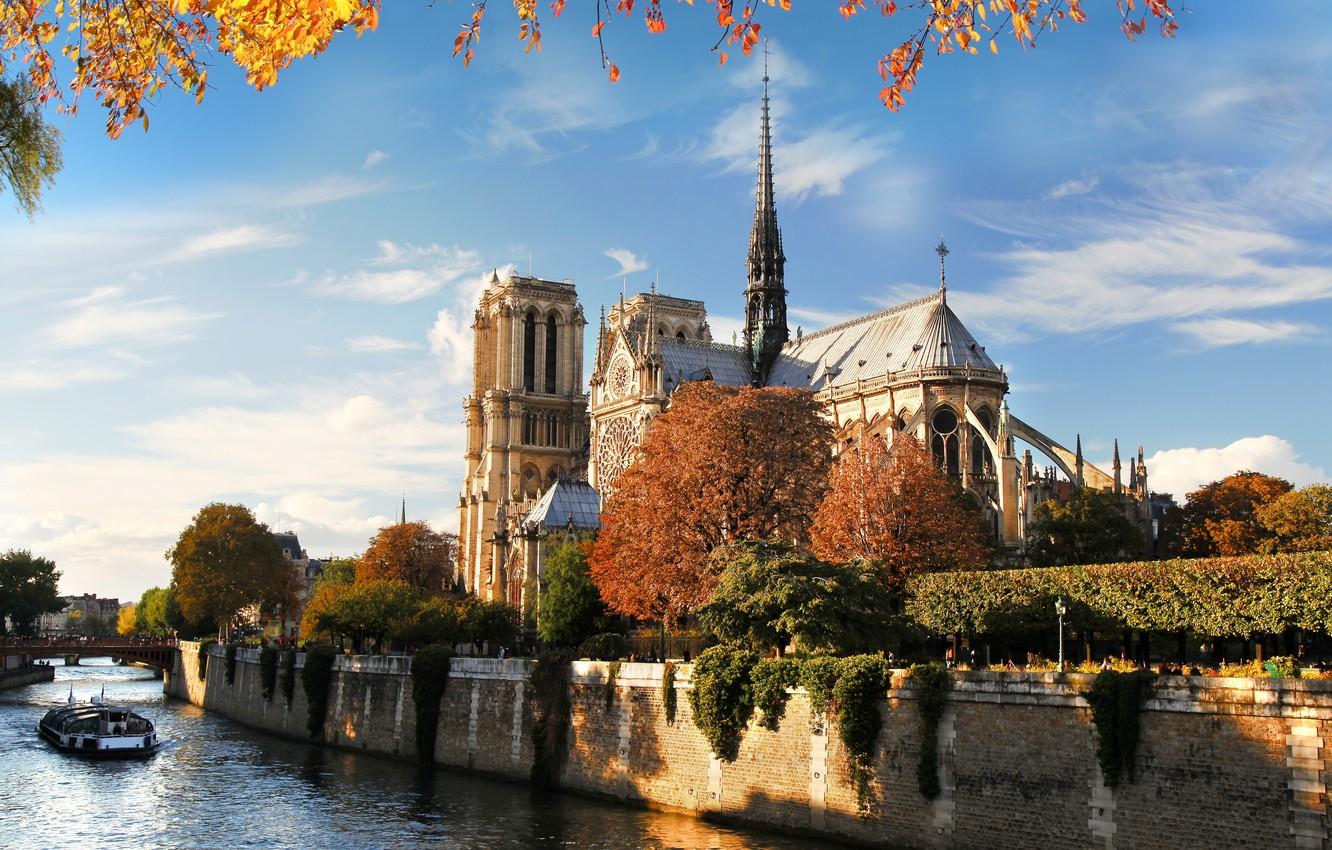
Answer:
top-left (1172, 317), bottom-right (1309, 348)
top-left (347, 335), bottom-right (422, 353)
top-left (428, 265), bottom-right (517, 385)
top-left (39, 288), bottom-right (221, 351)
top-left (156, 224), bottom-right (301, 265)
top-left (362, 149), bottom-right (389, 169)
top-left (604, 248), bottom-right (649, 279)
top-left (311, 244), bottom-right (482, 303)
top-left (270, 174), bottom-right (384, 208)
top-left (1147, 436), bottom-right (1327, 499)
top-left (1044, 175), bottom-right (1099, 200)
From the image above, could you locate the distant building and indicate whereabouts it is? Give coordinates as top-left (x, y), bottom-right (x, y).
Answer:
top-left (266, 531), bottom-right (322, 638)
top-left (38, 594), bottom-right (121, 636)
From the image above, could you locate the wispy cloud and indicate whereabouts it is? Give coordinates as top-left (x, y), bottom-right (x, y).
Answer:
top-left (362, 149), bottom-right (389, 169)
top-left (40, 287), bottom-right (221, 351)
top-left (310, 242), bottom-right (482, 304)
top-left (604, 248), bottom-right (649, 278)
top-left (346, 335), bottom-right (422, 353)
top-left (1044, 175), bottom-right (1099, 200)
top-left (1172, 317), bottom-right (1310, 349)
top-left (156, 224), bottom-right (301, 265)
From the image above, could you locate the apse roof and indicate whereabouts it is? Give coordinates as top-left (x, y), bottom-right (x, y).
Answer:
top-left (767, 292), bottom-right (999, 391)
top-left (659, 338), bottom-right (753, 391)
top-left (521, 477), bottom-right (602, 533)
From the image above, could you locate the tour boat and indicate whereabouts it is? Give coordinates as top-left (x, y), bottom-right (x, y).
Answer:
top-left (36, 687), bottom-right (160, 758)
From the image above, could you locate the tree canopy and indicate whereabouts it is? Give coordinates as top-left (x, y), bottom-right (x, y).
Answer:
top-left (589, 382), bottom-right (833, 626)
top-left (135, 586), bottom-right (171, 636)
top-left (0, 77), bottom-right (60, 217)
top-left (1025, 488), bottom-right (1144, 567)
top-left (0, 549), bottom-right (63, 636)
top-left (538, 538), bottom-right (606, 649)
top-left (357, 522), bottom-right (454, 593)
top-left (1256, 484), bottom-right (1332, 554)
top-left (116, 604), bottom-right (137, 637)
top-left (810, 433), bottom-right (988, 593)
top-left (166, 502), bottom-right (289, 639)
top-left (1165, 471), bottom-right (1293, 557)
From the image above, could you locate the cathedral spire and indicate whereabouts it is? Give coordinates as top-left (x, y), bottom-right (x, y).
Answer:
top-left (400, 493), bottom-right (406, 525)
top-left (1112, 438), bottom-right (1122, 495)
top-left (743, 40), bottom-right (789, 385)
top-left (936, 237), bottom-right (949, 305)
top-left (1074, 433), bottom-right (1085, 488)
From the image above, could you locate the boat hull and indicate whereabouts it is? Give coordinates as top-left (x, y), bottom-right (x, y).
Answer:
top-left (37, 722), bottom-right (159, 759)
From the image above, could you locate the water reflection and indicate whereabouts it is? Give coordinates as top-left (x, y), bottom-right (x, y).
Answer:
top-left (0, 659), bottom-right (840, 850)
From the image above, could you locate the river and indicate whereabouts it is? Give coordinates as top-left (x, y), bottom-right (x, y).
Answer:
top-left (0, 659), bottom-right (842, 850)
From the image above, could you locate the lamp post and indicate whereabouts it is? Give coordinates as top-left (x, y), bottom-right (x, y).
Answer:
top-left (1055, 596), bottom-right (1068, 673)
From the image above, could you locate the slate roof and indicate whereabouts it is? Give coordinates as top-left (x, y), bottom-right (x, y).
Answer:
top-left (273, 532), bottom-right (304, 560)
top-left (521, 477), bottom-right (602, 533)
top-left (659, 338), bottom-right (754, 392)
top-left (767, 292), bottom-right (999, 392)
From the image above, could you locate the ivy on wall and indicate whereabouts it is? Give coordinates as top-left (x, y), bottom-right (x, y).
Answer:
top-left (688, 644), bottom-right (758, 762)
top-left (530, 651), bottom-right (571, 789)
top-left (301, 644), bottom-right (337, 740)
top-left (833, 655), bottom-right (891, 814)
top-left (751, 658), bottom-right (800, 731)
top-left (661, 661), bottom-right (677, 725)
top-left (281, 649), bottom-right (297, 708)
top-left (411, 645), bottom-right (453, 762)
top-left (799, 655), bottom-right (841, 734)
top-left (259, 646), bottom-right (278, 702)
top-left (197, 640), bottom-right (215, 681)
top-left (1087, 669), bottom-right (1156, 787)
top-left (908, 663), bottom-right (950, 800)
top-left (604, 660), bottom-right (621, 713)
top-left (224, 644), bottom-right (238, 685)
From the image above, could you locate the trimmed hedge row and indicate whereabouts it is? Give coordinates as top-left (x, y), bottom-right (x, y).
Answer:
top-left (907, 552), bottom-right (1332, 638)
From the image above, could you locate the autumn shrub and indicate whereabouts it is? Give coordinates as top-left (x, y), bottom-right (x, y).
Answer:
top-left (281, 648), bottom-right (297, 707)
top-left (833, 655), bottom-right (892, 814)
top-left (259, 645), bottom-right (278, 701)
top-left (530, 651), bottom-right (571, 789)
top-left (1086, 669), bottom-right (1155, 787)
top-left (662, 661), bottom-right (677, 724)
top-left (301, 644), bottom-right (338, 740)
top-left (1263, 656), bottom-right (1300, 678)
top-left (908, 663), bottom-right (950, 800)
top-left (224, 643), bottom-right (238, 684)
top-left (1216, 661), bottom-right (1266, 678)
top-left (688, 643), bottom-right (758, 762)
top-left (750, 658), bottom-right (801, 731)
top-left (575, 633), bottom-right (627, 661)
top-left (800, 655), bottom-right (842, 734)
top-left (411, 645), bottom-right (453, 762)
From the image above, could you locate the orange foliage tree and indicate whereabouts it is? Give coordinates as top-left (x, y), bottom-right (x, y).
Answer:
top-left (1165, 471), bottom-right (1293, 557)
top-left (589, 382), bottom-right (833, 626)
top-left (0, 1), bottom-right (1179, 140)
top-left (810, 432), bottom-right (988, 592)
top-left (355, 522), bottom-right (456, 594)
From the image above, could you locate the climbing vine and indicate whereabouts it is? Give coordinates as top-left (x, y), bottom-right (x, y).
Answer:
top-left (411, 645), bottom-right (453, 762)
top-left (281, 648), bottom-right (297, 708)
top-left (301, 644), bottom-right (338, 740)
top-left (751, 658), bottom-right (801, 731)
top-left (197, 640), bottom-right (215, 681)
top-left (259, 646), bottom-right (278, 701)
top-left (662, 661), bottom-right (677, 725)
top-left (1086, 669), bottom-right (1156, 787)
top-left (799, 655), bottom-right (842, 734)
top-left (908, 662), bottom-right (950, 800)
top-left (833, 655), bottom-right (891, 815)
top-left (224, 643), bottom-right (238, 684)
top-left (604, 660), bottom-right (621, 712)
top-left (530, 651), bottom-right (572, 789)
top-left (688, 643), bottom-right (758, 762)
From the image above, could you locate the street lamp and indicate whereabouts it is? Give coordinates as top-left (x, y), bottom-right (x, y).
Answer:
top-left (1054, 596), bottom-right (1068, 672)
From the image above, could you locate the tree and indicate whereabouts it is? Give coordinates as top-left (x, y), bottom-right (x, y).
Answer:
top-left (1026, 489), bottom-right (1144, 567)
top-left (0, 549), bottom-right (63, 636)
top-left (317, 557), bottom-right (357, 588)
top-left (0, 1), bottom-right (1178, 145)
top-left (1258, 484), bottom-right (1332, 554)
top-left (356, 523), bottom-right (454, 594)
top-left (135, 586), bottom-right (171, 636)
top-left (300, 580), bottom-right (352, 641)
top-left (166, 502), bottom-right (289, 639)
top-left (695, 541), bottom-right (895, 656)
top-left (117, 604), bottom-right (137, 637)
top-left (0, 78), bottom-right (60, 217)
top-left (316, 580), bottom-right (421, 652)
top-left (538, 538), bottom-right (605, 648)
top-left (810, 433), bottom-right (988, 593)
top-left (1166, 471), bottom-right (1293, 557)
top-left (590, 383), bottom-right (834, 626)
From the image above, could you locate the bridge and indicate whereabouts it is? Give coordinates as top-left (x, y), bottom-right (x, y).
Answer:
top-left (0, 638), bottom-right (177, 671)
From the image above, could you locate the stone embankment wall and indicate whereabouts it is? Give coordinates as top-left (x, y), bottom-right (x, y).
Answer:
top-left (0, 662), bottom-right (55, 690)
top-left (166, 643), bottom-right (1332, 850)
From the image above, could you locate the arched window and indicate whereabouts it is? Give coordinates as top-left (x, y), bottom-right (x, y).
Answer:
top-left (545, 315), bottom-right (557, 393)
top-left (522, 311), bottom-right (537, 391)
top-left (931, 406), bottom-right (960, 477)
top-left (676, 331), bottom-right (686, 341)
top-left (971, 407), bottom-right (994, 477)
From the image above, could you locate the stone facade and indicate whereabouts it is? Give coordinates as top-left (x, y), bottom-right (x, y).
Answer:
top-left (169, 644), bottom-right (1332, 850)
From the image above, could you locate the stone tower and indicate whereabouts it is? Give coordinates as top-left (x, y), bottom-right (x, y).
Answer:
top-left (457, 271), bottom-right (588, 600)
top-left (743, 68), bottom-right (789, 384)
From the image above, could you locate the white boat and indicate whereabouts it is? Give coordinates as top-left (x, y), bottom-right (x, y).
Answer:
top-left (36, 687), bottom-right (160, 758)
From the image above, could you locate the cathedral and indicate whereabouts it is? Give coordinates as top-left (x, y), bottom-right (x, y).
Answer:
top-left (457, 74), bottom-right (1152, 608)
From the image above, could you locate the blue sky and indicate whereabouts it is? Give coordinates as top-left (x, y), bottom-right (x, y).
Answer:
top-left (2, 2), bottom-right (1329, 600)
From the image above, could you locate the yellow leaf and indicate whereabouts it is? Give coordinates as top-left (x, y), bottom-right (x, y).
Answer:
top-left (989, 39), bottom-right (997, 53)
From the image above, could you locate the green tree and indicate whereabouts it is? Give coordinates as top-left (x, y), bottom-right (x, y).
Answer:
top-left (0, 549), bottom-right (64, 636)
top-left (696, 541), bottom-right (894, 656)
top-left (167, 503), bottom-right (288, 639)
top-left (316, 557), bottom-right (356, 588)
top-left (317, 579), bottom-right (420, 652)
top-left (0, 77), bottom-right (61, 218)
top-left (1257, 484), bottom-right (1332, 553)
top-left (395, 596), bottom-right (468, 648)
top-left (463, 599), bottom-right (521, 651)
top-left (135, 586), bottom-right (171, 636)
top-left (1026, 489), bottom-right (1144, 567)
top-left (538, 539), bottom-right (605, 649)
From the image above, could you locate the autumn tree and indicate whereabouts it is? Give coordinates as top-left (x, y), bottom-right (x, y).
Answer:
top-left (0, 549), bottom-right (63, 636)
top-left (810, 433), bottom-right (988, 592)
top-left (1165, 471), bottom-right (1293, 557)
top-left (1257, 484), bottom-right (1332, 554)
top-left (1026, 489), bottom-right (1144, 567)
top-left (695, 541), bottom-right (894, 656)
top-left (314, 579), bottom-right (421, 652)
top-left (167, 502), bottom-right (289, 639)
top-left (590, 383), bottom-right (834, 626)
top-left (538, 538), bottom-right (606, 649)
top-left (0, 78), bottom-right (60, 216)
top-left (117, 604), bottom-right (137, 637)
top-left (356, 523), bottom-right (454, 594)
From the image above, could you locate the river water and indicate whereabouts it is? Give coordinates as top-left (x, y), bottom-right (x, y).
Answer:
top-left (0, 659), bottom-right (841, 850)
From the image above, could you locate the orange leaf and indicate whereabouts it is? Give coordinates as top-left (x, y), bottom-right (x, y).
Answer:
top-left (608, 63), bottom-right (621, 83)
top-left (592, 21), bottom-right (606, 36)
